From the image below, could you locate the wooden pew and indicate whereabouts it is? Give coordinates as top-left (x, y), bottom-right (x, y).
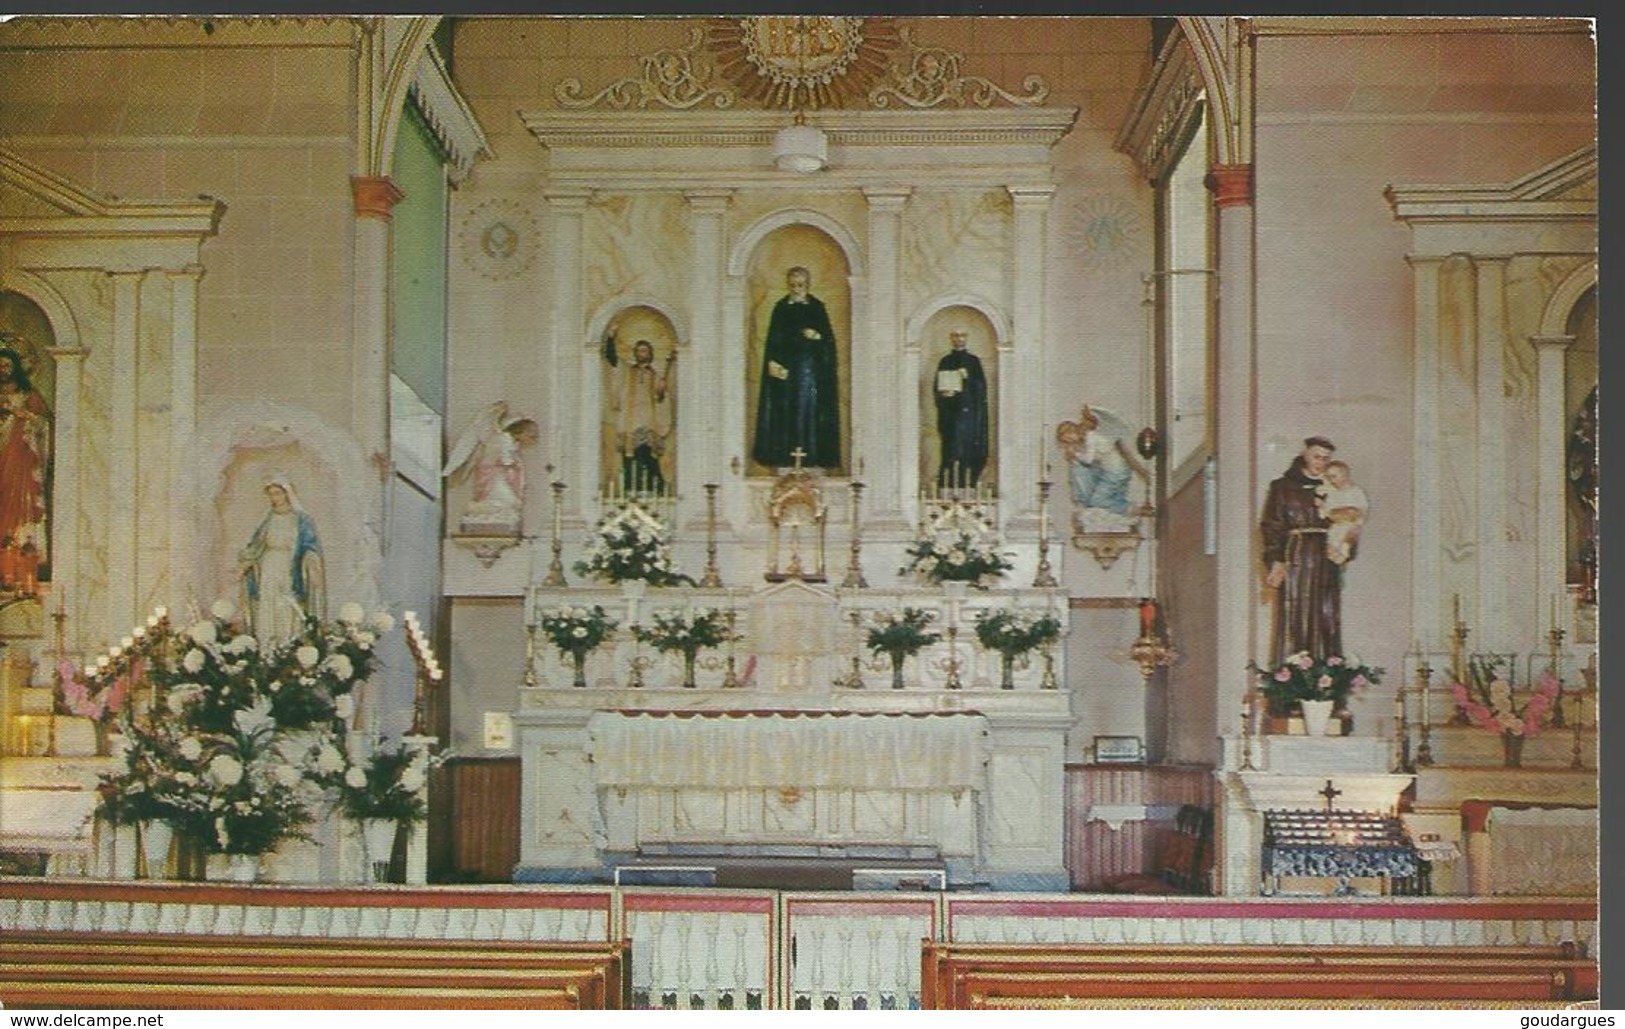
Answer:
top-left (0, 980), bottom-right (581, 1010)
top-left (922, 941), bottom-right (1595, 1009)
top-left (0, 931), bottom-right (630, 1010)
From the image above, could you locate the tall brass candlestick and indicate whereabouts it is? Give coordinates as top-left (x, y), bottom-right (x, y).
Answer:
top-left (1392, 681), bottom-right (1407, 773)
top-left (699, 483), bottom-right (723, 587)
top-left (721, 607), bottom-right (742, 687)
top-left (541, 481), bottom-right (569, 587)
top-left (523, 622), bottom-right (538, 689)
top-left (1033, 479), bottom-right (1057, 587)
top-left (1240, 689), bottom-right (1255, 771)
top-left (1414, 660), bottom-right (1434, 767)
top-left (842, 481), bottom-right (868, 589)
top-left (944, 623), bottom-right (962, 690)
top-left (47, 601), bottom-right (66, 757)
top-left (1546, 619), bottom-right (1567, 728)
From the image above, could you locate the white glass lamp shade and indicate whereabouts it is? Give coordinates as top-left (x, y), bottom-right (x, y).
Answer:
top-left (773, 123), bottom-right (828, 173)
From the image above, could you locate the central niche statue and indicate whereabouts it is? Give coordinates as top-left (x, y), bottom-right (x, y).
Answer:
top-left (751, 266), bottom-right (840, 471)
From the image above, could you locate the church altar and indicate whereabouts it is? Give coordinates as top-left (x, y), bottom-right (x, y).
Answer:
top-left (513, 580), bottom-right (1072, 891)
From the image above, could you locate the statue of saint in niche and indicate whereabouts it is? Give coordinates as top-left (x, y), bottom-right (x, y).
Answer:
top-left (751, 266), bottom-right (840, 471)
top-left (933, 329), bottom-right (989, 489)
top-left (602, 321), bottom-right (676, 495)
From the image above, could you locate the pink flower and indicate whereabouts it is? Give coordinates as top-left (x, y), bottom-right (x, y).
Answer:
top-left (1296, 655), bottom-right (1313, 670)
top-left (1274, 670), bottom-right (1290, 682)
top-left (1352, 675), bottom-right (1368, 688)
top-left (1317, 674), bottom-right (1333, 690)
top-left (1327, 655), bottom-right (1344, 666)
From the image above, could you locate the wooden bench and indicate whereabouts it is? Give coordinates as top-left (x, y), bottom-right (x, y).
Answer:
top-left (0, 931), bottom-right (631, 1010)
top-left (923, 941), bottom-right (1596, 1009)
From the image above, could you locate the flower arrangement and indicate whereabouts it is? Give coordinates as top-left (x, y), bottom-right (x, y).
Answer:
top-left (538, 605), bottom-right (619, 687)
top-left (97, 599), bottom-right (396, 875)
top-left (973, 608), bottom-right (1062, 657)
top-left (1252, 651), bottom-right (1383, 711)
top-left (865, 608), bottom-right (941, 690)
top-left (974, 608), bottom-right (1062, 689)
top-left (575, 503), bottom-right (692, 586)
top-left (538, 605), bottom-right (619, 655)
top-left (330, 739), bottom-right (432, 823)
top-left (1451, 654), bottom-right (1560, 739)
top-left (865, 608), bottom-right (942, 657)
top-left (60, 658), bottom-right (131, 721)
top-left (632, 608), bottom-right (737, 687)
top-left (901, 529), bottom-right (1013, 587)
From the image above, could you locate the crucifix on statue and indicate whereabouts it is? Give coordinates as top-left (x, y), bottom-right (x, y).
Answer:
top-left (790, 446), bottom-right (806, 473)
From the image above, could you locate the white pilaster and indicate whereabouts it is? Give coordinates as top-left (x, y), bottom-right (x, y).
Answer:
top-left (1530, 334), bottom-right (1575, 629)
top-left (167, 265), bottom-right (203, 607)
top-left (1007, 186), bottom-right (1053, 526)
top-left (107, 270), bottom-right (144, 638)
top-left (1473, 256), bottom-right (1510, 643)
top-left (864, 187), bottom-right (911, 522)
top-left (1409, 257), bottom-right (1443, 646)
top-left (46, 346), bottom-right (87, 646)
top-left (684, 189), bottom-right (733, 525)
top-left (349, 178), bottom-right (401, 471)
top-left (546, 190), bottom-right (591, 520)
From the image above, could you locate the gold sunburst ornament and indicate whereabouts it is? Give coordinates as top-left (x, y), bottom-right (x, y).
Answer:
top-left (709, 16), bottom-right (900, 110)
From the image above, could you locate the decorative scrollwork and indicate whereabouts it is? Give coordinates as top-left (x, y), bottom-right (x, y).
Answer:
top-left (870, 28), bottom-right (1049, 109)
top-left (555, 26), bottom-right (736, 110)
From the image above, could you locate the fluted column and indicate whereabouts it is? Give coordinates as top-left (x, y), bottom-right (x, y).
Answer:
top-left (107, 269), bottom-right (145, 637)
top-left (1473, 256), bottom-right (1510, 643)
top-left (546, 190), bottom-right (591, 519)
top-left (46, 346), bottom-right (87, 646)
top-left (167, 265), bottom-right (204, 606)
top-left (864, 186), bottom-right (910, 522)
top-left (1007, 186), bottom-right (1054, 525)
top-left (1531, 333), bottom-right (1575, 627)
top-left (685, 189), bottom-right (733, 526)
top-left (1408, 257), bottom-right (1444, 644)
top-left (1206, 164), bottom-right (1256, 829)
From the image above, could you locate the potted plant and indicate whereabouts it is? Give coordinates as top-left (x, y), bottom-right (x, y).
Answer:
top-left (632, 609), bottom-right (738, 688)
top-left (865, 607), bottom-right (942, 689)
top-left (331, 739), bottom-right (432, 882)
top-left (1450, 654), bottom-right (1560, 767)
top-left (537, 605), bottom-right (620, 687)
top-left (1251, 652), bottom-right (1383, 735)
top-left (900, 530), bottom-right (1014, 589)
top-left (974, 608), bottom-right (1062, 689)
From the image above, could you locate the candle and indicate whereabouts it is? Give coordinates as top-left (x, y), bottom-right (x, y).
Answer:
top-left (1550, 594), bottom-right (1559, 630)
top-left (120, 636), bottom-right (133, 650)
top-left (83, 664), bottom-right (97, 680)
top-left (1452, 593), bottom-right (1461, 626)
top-left (155, 606), bottom-right (167, 620)
top-left (18, 716), bottom-right (30, 755)
top-left (96, 655), bottom-right (110, 669)
top-left (1139, 598), bottom-right (1157, 638)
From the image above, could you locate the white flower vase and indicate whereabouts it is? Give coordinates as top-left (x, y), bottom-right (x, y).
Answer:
top-left (226, 853), bottom-right (261, 883)
top-left (361, 819), bottom-right (398, 884)
top-left (137, 820), bottom-right (173, 880)
top-left (1299, 699), bottom-right (1334, 737)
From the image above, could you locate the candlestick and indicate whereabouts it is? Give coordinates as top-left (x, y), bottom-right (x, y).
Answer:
top-left (1239, 690), bottom-right (1255, 771)
top-left (943, 623), bottom-right (962, 690)
top-left (1032, 479), bottom-right (1057, 588)
top-left (1414, 660), bottom-right (1433, 767)
top-left (842, 481), bottom-right (868, 589)
top-left (542, 481), bottom-right (569, 587)
top-left (700, 483), bottom-right (723, 588)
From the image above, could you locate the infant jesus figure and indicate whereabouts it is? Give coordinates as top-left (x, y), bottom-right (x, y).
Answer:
top-left (1316, 458), bottom-right (1369, 566)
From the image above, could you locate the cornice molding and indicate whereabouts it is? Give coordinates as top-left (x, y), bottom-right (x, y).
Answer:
top-left (0, 147), bottom-right (225, 239)
top-left (409, 42), bottom-right (491, 186)
top-left (0, 14), bottom-right (356, 48)
top-left (1386, 144), bottom-right (1598, 224)
top-left (1115, 24), bottom-right (1205, 181)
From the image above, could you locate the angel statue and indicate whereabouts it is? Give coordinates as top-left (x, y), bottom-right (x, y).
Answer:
top-left (1055, 405), bottom-right (1149, 534)
top-left (444, 401), bottom-right (539, 535)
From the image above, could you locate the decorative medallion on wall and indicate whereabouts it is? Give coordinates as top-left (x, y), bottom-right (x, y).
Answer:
top-left (1066, 194), bottom-right (1145, 270)
top-left (869, 26), bottom-right (1050, 109)
top-left (460, 198), bottom-right (539, 282)
top-left (709, 17), bottom-right (901, 109)
top-left (556, 26), bottom-right (736, 110)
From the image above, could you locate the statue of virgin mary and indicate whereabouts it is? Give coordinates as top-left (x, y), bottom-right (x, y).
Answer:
top-left (238, 475), bottom-right (325, 644)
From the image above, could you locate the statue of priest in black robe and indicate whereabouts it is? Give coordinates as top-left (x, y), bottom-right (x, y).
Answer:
top-left (752, 267), bottom-right (841, 471)
top-left (934, 330), bottom-right (989, 488)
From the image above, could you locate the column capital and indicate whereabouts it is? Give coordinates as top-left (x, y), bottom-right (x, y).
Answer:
top-left (543, 189), bottom-right (593, 212)
top-left (351, 176), bottom-right (405, 220)
top-left (163, 264), bottom-right (206, 282)
top-left (862, 185), bottom-right (913, 211)
top-left (1006, 185), bottom-right (1056, 209)
top-left (1529, 334), bottom-right (1577, 352)
top-left (684, 188), bottom-right (735, 212)
top-left (1205, 163), bottom-right (1254, 208)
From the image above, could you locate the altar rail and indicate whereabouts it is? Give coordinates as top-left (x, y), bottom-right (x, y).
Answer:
top-left (922, 940), bottom-right (1597, 1008)
top-left (0, 881), bottom-right (1595, 1010)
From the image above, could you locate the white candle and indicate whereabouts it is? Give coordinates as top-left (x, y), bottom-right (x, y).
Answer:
top-left (83, 664), bottom-right (96, 679)
top-left (120, 636), bottom-right (134, 650)
top-left (97, 655), bottom-right (109, 669)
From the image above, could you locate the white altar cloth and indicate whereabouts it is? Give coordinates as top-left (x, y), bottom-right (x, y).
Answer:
top-left (586, 710), bottom-right (990, 792)
top-left (1484, 805), bottom-right (1597, 896)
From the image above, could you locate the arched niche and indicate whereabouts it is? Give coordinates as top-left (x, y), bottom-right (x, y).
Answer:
top-left (913, 304), bottom-right (1002, 494)
top-left (596, 303), bottom-right (682, 496)
top-left (0, 290), bottom-right (58, 593)
top-left (741, 223), bottom-right (853, 477)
